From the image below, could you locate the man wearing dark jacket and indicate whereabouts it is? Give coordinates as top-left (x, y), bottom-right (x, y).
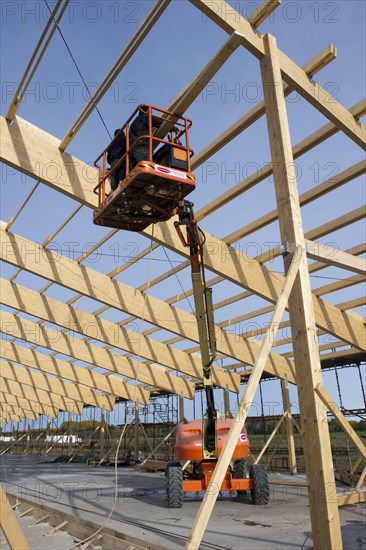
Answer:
top-left (107, 129), bottom-right (126, 191)
top-left (129, 107), bottom-right (164, 167)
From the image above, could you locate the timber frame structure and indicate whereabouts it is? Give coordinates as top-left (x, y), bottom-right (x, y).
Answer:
top-left (0, 1), bottom-right (365, 549)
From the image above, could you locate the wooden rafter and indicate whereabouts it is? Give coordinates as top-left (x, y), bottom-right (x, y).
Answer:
top-left (0, 226), bottom-right (295, 387)
top-left (0, 339), bottom-right (151, 404)
top-left (0, 391), bottom-right (59, 418)
top-left (59, 0), bottom-right (171, 151)
top-left (1, 115), bottom-right (363, 351)
top-left (0, 376), bottom-right (83, 415)
top-left (0, 404), bottom-right (37, 421)
top-left (143, 221), bottom-right (365, 351)
top-left (0, 311), bottom-right (169, 402)
top-left (189, 0), bottom-right (366, 149)
top-left (0, 360), bottom-right (115, 410)
top-left (0, 275), bottom-right (214, 392)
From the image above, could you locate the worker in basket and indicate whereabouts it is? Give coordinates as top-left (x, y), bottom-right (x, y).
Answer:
top-left (129, 105), bottom-right (179, 168)
top-left (93, 104), bottom-right (196, 232)
top-left (107, 128), bottom-right (126, 191)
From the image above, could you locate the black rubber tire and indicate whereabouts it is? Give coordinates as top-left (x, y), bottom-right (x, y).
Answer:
top-left (233, 459), bottom-right (248, 479)
top-left (164, 461), bottom-right (181, 493)
top-left (250, 463), bottom-right (270, 505)
top-left (165, 461), bottom-right (182, 470)
top-left (233, 460), bottom-right (248, 495)
top-left (167, 466), bottom-right (183, 508)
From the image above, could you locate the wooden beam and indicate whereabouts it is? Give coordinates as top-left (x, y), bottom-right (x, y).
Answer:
top-left (305, 239), bottom-right (366, 275)
top-left (0, 115), bottom-right (364, 358)
top-left (281, 380), bottom-right (297, 475)
top-left (143, 221), bottom-right (366, 351)
top-left (192, 45), bottom-right (343, 174)
top-left (330, 295), bottom-right (366, 312)
top-left (189, 0), bottom-right (366, 149)
top-left (131, 239), bottom-right (365, 359)
top-left (307, 206), bottom-right (365, 241)
top-left (313, 273), bottom-right (364, 298)
top-left (0, 391), bottom-right (59, 418)
top-left (315, 384), bottom-right (366, 460)
top-left (254, 412), bottom-right (287, 464)
top-left (277, 48), bottom-right (366, 149)
top-left (338, 490), bottom-right (366, 507)
top-left (255, 207), bottom-right (366, 266)
top-left (0, 313), bottom-right (193, 401)
top-left (224, 160), bottom-right (366, 244)
top-left (0, 278), bottom-right (196, 398)
top-left (0, 116), bottom-right (97, 205)
top-left (248, 0), bottom-right (282, 27)
top-left (259, 33), bottom-right (342, 549)
top-left (3, 415), bottom-right (22, 423)
top-left (59, 0), bottom-right (171, 150)
top-left (2, 118), bottom-right (364, 352)
top-left (5, 0), bottom-right (69, 122)
top-left (0, 340), bottom-right (150, 405)
top-left (0, 49), bottom-right (346, 221)
top-left (0, 375), bottom-right (83, 415)
top-left (168, 32), bottom-right (244, 114)
top-left (1, 229), bottom-right (271, 392)
top-left (0, 404), bottom-right (37, 421)
top-left (0, 360), bottom-right (115, 410)
top-left (0, 484), bottom-right (30, 550)
top-left (356, 467), bottom-right (366, 491)
top-left (318, 348), bottom-right (365, 363)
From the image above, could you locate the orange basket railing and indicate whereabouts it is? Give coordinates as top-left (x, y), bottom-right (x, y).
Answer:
top-left (93, 104), bottom-right (193, 207)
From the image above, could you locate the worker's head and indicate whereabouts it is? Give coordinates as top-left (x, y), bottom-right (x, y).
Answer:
top-left (114, 128), bottom-right (122, 137)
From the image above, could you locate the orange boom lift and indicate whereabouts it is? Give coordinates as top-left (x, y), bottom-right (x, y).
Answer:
top-left (166, 202), bottom-right (270, 507)
top-left (93, 106), bottom-right (269, 507)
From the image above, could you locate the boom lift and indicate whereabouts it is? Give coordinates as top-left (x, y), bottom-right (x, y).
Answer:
top-left (166, 201), bottom-right (270, 508)
top-left (93, 105), bottom-right (269, 508)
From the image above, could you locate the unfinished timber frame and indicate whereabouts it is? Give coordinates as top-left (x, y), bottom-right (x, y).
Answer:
top-left (0, 0), bottom-right (365, 548)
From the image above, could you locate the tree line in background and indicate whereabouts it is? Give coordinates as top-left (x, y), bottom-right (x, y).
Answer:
top-left (2, 417), bottom-right (364, 436)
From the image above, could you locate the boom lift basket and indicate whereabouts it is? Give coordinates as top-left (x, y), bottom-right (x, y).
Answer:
top-left (93, 104), bottom-right (196, 232)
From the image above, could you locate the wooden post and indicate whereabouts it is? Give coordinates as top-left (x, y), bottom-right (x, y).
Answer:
top-left (281, 379), bottom-right (297, 474)
top-left (260, 33), bottom-right (342, 549)
top-left (68, 413), bottom-right (73, 455)
top-left (134, 404), bottom-right (139, 461)
top-left (223, 387), bottom-right (232, 418)
top-left (0, 483), bottom-right (30, 550)
top-left (186, 254), bottom-right (300, 549)
top-left (44, 419), bottom-right (50, 454)
top-left (25, 419), bottom-right (31, 454)
top-left (179, 395), bottom-right (185, 422)
top-left (100, 410), bottom-right (105, 458)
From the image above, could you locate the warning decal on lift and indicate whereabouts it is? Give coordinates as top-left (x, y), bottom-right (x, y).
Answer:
top-left (155, 165), bottom-right (188, 179)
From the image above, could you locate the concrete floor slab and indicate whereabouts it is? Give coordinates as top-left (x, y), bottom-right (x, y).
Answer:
top-left (1, 455), bottom-right (365, 549)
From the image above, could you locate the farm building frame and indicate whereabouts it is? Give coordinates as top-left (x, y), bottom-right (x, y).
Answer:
top-left (0, 1), bottom-right (365, 548)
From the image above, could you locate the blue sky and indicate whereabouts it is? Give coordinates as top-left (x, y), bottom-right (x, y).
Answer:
top-left (0, 1), bottom-right (365, 429)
